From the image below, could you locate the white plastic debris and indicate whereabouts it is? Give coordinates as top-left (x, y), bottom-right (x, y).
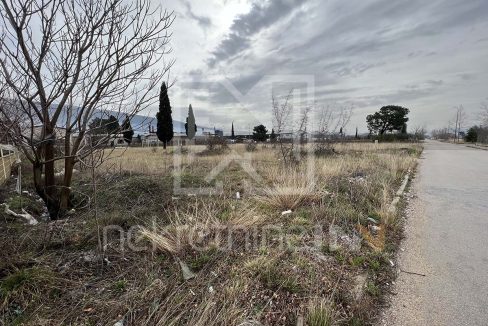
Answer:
top-left (178, 259), bottom-right (196, 280)
top-left (281, 210), bottom-right (292, 215)
top-left (208, 286), bottom-right (215, 293)
top-left (367, 217), bottom-right (379, 225)
top-left (113, 319), bottom-right (124, 326)
top-left (236, 192), bottom-right (241, 199)
top-left (368, 225), bottom-right (381, 234)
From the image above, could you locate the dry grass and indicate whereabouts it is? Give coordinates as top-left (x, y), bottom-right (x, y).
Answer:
top-left (306, 298), bottom-right (335, 326)
top-left (255, 166), bottom-right (323, 210)
top-left (1, 140), bottom-right (421, 325)
top-left (139, 199), bottom-right (269, 254)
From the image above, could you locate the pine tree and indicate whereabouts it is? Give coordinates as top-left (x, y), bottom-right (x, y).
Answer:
top-left (465, 127), bottom-right (478, 143)
top-left (185, 104), bottom-right (197, 140)
top-left (121, 116), bottom-right (134, 145)
top-left (355, 127), bottom-right (358, 139)
top-left (231, 121), bottom-right (235, 139)
top-left (156, 82), bottom-right (173, 149)
top-left (252, 124), bottom-right (268, 142)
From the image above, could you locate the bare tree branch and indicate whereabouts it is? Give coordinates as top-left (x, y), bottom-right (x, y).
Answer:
top-left (0, 0), bottom-right (174, 218)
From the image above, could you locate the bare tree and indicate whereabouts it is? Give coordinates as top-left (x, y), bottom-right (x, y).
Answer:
top-left (314, 105), bottom-right (352, 154)
top-left (412, 125), bottom-right (426, 141)
top-left (480, 103), bottom-right (488, 127)
top-left (272, 90), bottom-right (310, 165)
top-left (0, 0), bottom-right (174, 218)
top-left (453, 105), bottom-right (467, 143)
top-left (431, 127), bottom-right (453, 140)
top-left (477, 103), bottom-right (488, 143)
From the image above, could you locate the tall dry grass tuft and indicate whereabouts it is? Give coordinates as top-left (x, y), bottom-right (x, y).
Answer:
top-left (140, 199), bottom-right (268, 254)
top-left (145, 291), bottom-right (245, 326)
top-left (306, 298), bottom-right (335, 326)
top-left (256, 167), bottom-right (323, 210)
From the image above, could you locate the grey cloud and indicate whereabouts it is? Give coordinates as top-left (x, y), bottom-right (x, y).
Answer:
top-left (334, 62), bottom-right (385, 77)
top-left (426, 80), bottom-right (443, 87)
top-left (408, 51), bottom-right (438, 58)
top-left (175, 0), bottom-right (488, 131)
top-left (458, 73), bottom-right (474, 81)
top-left (182, 0), bottom-right (212, 29)
top-left (207, 0), bottom-right (303, 67)
top-left (314, 87), bottom-right (363, 98)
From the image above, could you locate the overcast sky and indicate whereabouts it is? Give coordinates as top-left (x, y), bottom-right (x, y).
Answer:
top-left (160, 0), bottom-right (488, 134)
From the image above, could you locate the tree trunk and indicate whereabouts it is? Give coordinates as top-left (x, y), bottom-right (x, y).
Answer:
top-left (33, 161), bottom-right (45, 202)
top-left (59, 156), bottom-right (75, 214)
top-left (163, 141), bottom-right (167, 149)
top-left (43, 131), bottom-right (61, 219)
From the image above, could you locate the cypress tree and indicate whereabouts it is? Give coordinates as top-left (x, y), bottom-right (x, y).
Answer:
top-left (106, 115), bottom-right (120, 134)
top-left (231, 121), bottom-right (235, 139)
top-left (270, 128), bottom-right (277, 142)
top-left (355, 127), bottom-right (358, 139)
top-left (185, 104), bottom-right (197, 140)
top-left (156, 82), bottom-right (173, 149)
top-left (401, 123), bottom-right (408, 134)
top-left (121, 116), bottom-right (134, 145)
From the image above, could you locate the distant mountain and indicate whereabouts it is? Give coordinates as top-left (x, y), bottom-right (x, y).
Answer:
top-left (47, 105), bottom-right (215, 135)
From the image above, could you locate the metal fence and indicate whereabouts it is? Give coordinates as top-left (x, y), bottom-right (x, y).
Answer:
top-left (0, 144), bottom-right (19, 185)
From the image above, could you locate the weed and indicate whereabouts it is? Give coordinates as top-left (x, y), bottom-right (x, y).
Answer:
top-left (0, 269), bottom-right (32, 296)
top-left (307, 299), bottom-right (334, 326)
top-left (334, 250), bottom-right (347, 264)
top-left (258, 263), bottom-right (301, 293)
top-left (350, 256), bottom-right (366, 267)
top-left (7, 195), bottom-right (44, 216)
top-left (155, 254), bottom-right (167, 263)
top-left (189, 248), bottom-right (217, 271)
top-left (113, 280), bottom-right (127, 292)
top-left (348, 317), bottom-right (365, 326)
top-left (366, 253), bottom-right (385, 271)
top-left (365, 282), bottom-right (380, 297)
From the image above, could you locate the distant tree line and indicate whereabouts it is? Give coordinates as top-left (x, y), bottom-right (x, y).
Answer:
top-left (432, 104), bottom-right (488, 144)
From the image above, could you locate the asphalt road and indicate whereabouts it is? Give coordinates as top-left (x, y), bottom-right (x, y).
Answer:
top-left (384, 140), bottom-right (488, 326)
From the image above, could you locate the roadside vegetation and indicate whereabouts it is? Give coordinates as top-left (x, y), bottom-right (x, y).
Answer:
top-left (1, 142), bottom-right (421, 325)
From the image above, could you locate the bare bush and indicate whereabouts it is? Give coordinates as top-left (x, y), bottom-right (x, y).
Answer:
top-left (246, 142), bottom-right (257, 152)
top-left (199, 136), bottom-right (228, 155)
top-left (314, 105), bottom-right (352, 156)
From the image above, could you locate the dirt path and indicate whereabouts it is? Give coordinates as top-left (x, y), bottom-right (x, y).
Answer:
top-left (383, 140), bottom-right (488, 325)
